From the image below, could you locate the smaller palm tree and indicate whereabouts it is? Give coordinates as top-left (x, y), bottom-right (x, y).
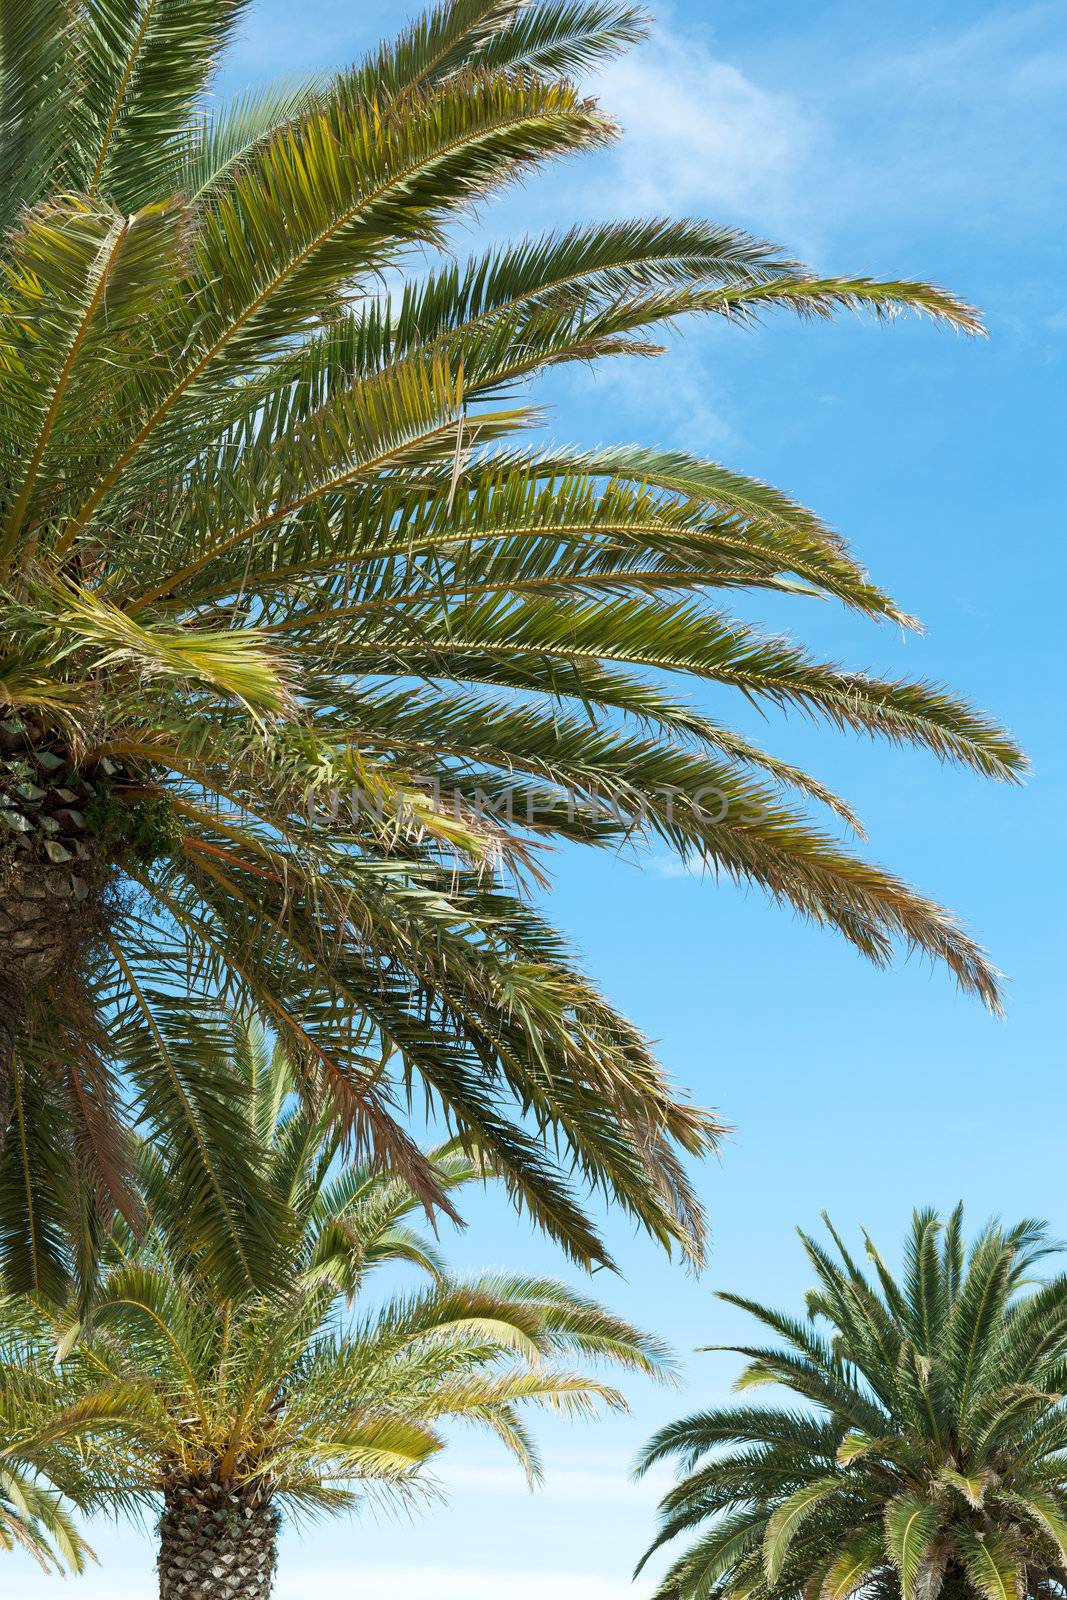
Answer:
top-left (637, 1208), bottom-right (1067, 1600)
top-left (53, 1014), bottom-right (671, 1600)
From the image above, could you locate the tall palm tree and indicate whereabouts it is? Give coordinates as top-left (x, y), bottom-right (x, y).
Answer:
top-left (637, 1208), bottom-right (1067, 1600)
top-left (46, 1014), bottom-right (672, 1599)
top-left (0, 0), bottom-right (1023, 1272)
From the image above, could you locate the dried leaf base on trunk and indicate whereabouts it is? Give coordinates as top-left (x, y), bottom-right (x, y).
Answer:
top-left (158, 1482), bottom-right (280, 1600)
top-left (0, 727), bottom-right (110, 1032)
top-left (0, 724), bottom-right (172, 1137)
top-left (0, 855), bottom-right (104, 1127)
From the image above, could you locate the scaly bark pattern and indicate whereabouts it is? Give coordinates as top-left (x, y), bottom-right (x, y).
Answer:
top-left (157, 1480), bottom-right (279, 1600)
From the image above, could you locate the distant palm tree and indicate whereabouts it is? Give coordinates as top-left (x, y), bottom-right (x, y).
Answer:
top-left (0, 0), bottom-right (1023, 1277)
top-left (46, 1016), bottom-right (671, 1600)
top-left (637, 1208), bottom-right (1067, 1600)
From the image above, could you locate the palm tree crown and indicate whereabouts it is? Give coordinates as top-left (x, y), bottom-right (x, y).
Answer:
top-left (0, 0), bottom-right (1023, 1277)
top-left (638, 1209), bottom-right (1067, 1600)
top-left (47, 1015), bottom-right (671, 1598)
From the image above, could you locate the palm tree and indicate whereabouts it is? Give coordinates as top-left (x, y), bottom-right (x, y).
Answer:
top-left (0, 0), bottom-right (1023, 1274)
top-left (637, 1208), bottom-right (1067, 1600)
top-left (46, 1014), bottom-right (672, 1599)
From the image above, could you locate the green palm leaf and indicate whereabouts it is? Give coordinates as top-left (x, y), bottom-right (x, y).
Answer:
top-left (884, 1493), bottom-right (938, 1599)
top-left (764, 1478), bottom-right (842, 1581)
top-left (0, 0), bottom-right (1024, 1285)
top-left (957, 1529), bottom-right (1024, 1600)
top-left (821, 1531), bottom-right (884, 1600)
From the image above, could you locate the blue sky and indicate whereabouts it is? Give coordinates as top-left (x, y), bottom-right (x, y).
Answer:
top-left (10, 2), bottom-right (1067, 1594)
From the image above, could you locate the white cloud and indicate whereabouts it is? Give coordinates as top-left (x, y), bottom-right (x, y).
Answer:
top-left (650, 854), bottom-right (716, 881)
top-left (564, 3), bottom-right (1067, 275)
top-left (589, 25), bottom-right (814, 239)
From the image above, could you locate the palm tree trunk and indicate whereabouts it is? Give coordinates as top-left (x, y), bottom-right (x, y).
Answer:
top-left (0, 724), bottom-right (111, 1146)
top-left (158, 1480), bottom-right (280, 1600)
top-left (0, 861), bottom-right (97, 1147)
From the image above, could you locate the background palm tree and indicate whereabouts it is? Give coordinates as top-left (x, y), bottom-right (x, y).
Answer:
top-left (0, 0), bottom-right (1024, 1277)
top-left (43, 1014), bottom-right (672, 1600)
top-left (637, 1208), bottom-right (1067, 1600)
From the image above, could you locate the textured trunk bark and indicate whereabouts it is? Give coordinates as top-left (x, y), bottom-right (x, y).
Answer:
top-left (0, 861), bottom-right (88, 979)
top-left (0, 857), bottom-right (101, 1148)
top-left (158, 1481), bottom-right (280, 1600)
top-left (0, 725), bottom-right (138, 1147)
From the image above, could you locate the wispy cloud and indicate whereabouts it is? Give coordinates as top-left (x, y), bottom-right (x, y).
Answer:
top-left (589, 26), bottom-right (814, 239)
top-left (573, 2), bottom-right (1067, 275)
top-left (649, 854), bottom-right (707, 881)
